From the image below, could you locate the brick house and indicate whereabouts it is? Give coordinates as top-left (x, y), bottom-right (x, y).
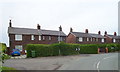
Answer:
top-left (8, 20), bottom-right (66, 54)
top-left (66, 28), bottom-right (105, 44)
top-left (104, 31), bottom-right (120, 43)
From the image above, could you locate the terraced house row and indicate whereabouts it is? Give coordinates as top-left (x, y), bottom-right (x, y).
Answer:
top-left (8, 20), bottom-right (120, 54)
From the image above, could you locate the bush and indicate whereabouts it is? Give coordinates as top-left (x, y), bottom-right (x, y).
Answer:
top-left (26, 43), bottom-right (119, 58)
top-left (79, 44), bottom-right (98, 54)
top-left (0, 43), bottom-right (7, 53)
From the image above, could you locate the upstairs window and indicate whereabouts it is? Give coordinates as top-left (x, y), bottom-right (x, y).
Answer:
top-left (102, 38), bottom-right (104, 42)
top-left (87, 38), bottom-right (89, 41)
top-left (39, 35), bottom-right (41, 40)
top-left (113, 39), bottom-right (116, 43)
top-left (31, 35), bottom-right (35, 40)
top-left (58, 36), bottom-right (60, 41)
top-left (91, 38), bottom-right (92, 42)
top-left (43, 36), bottom-right (45, 40)
top-left (15, 34), bottom-right (22, 41)
top-left (96, 38), bottom-right (98, 42)
top-left (58, 36), bottom-right (62, 41)
top-left (49, 36), bottom-right (51, 40)
top-left (79, 37), bottom-right (83, 42)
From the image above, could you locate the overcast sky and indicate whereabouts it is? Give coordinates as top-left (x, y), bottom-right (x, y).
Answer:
top-left (0, 0), bottom-right (119, 46)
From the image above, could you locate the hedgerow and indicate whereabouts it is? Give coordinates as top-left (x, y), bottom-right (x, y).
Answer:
top-left (26, 42), bottom-right (120, 58)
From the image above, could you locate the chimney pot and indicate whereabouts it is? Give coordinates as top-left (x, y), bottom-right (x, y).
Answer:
top-left (85, 29), bottom-right (88, 33)
top-left (37, 24), bottom-right (40, 29)
top-left (105, 31), bottom-right (107, 35)
top-left (98, 31), bottom-right (101, 35)
top-left (70, 27), bottom-right (73, 32)
top-left (114, 32), bottom-right (117, 36)
top-left (59, 25), bottom-right (62, 31)
top-left (9, 20), bottom-right (12, 27)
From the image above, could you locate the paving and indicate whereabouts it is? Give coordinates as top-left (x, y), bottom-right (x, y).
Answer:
top-left (11, 55), bottom-right (27, 59)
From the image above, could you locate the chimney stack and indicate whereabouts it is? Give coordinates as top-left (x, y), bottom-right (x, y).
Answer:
top-left (85, 29), bottom-right (88, 33)
top-left (114, 32), bottom-right (117, 36)
top-left (59, 25), bottom-right (62, 31)
top-left (9, 20), bottom-right (12, 27)
top-left (105, 31), bottom-right (107, 35)
top-left (98, 31), bottom-right (101, 35)
top-left (37, 24), bottom-right (41, 29)
top-left (70, 27), bottom-right (73, 32)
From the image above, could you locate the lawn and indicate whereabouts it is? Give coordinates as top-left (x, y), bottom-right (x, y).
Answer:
top-left (1, 66), bottom-right (18, 72)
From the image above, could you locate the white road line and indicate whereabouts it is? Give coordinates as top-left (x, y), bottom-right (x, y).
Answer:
top-left (96, 55), bottom-right (114, 72)
top-left (97, 61), bottom-right (100, 69)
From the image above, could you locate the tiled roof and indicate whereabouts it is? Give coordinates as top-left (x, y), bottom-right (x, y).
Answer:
top-left (71, 32), bottom-right (105, 38)
top-left (107, 35), bottom-right (120, 39)
top-left (71, 32), bottom-right (92, 37)
top-left (8, 27), bottom-right (66, 36)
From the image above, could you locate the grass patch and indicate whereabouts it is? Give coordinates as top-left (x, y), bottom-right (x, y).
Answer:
top-left (1, 66), bottom-right (18, 72)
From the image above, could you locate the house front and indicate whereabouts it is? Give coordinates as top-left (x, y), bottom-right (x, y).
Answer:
top-left (8, 20), bottom-right (66, 55)
top-left (66, 28), bottom-right (105, 44)
top-left (104, 31), bottom-right (120, 43)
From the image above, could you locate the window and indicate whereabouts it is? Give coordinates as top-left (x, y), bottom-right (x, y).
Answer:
top-left (79, 37), bottom-right (83, 42)
top-left (15, 35), bottom-right (22, 41)
top-left (15, 45), bottom-right (23, 52)
top-left (87, 38), bottom-right (89, 41)
top-left (58, 36), bottom-right (60, 41)
top-left (60, 37), bottom-right (63, 41)
top-left (91, 38), bottom-right (92, 41)
top-left (43, 36), bottom-right (45, 40)
top-left (96, 38), bottom-right (98, 42)
top-left (102, 39), bottom-right (104, 42)
top-left (58, 36), bottom-right (61, 41)
top-left (39, 35), bottom-right (41, 40)
top-left (31, 35), bottom-right (35, 40)
top-left (49, 36), bottom-right (51, 40)
top-left (113, 39), bottom-right (116, 43)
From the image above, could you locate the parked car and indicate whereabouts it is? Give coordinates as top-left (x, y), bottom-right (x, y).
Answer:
top-left (11, 49), bottom-right (21, 56)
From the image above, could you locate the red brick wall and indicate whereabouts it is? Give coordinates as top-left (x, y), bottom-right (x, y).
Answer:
top-left (66, 33), bottom-right (76, 43)
top-left (66, 33), bottom-right (105, 44)
top-left (9, 34), bottom-right (66, 55)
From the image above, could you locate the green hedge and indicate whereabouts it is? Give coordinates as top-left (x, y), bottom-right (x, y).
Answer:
top-left (26, 43), bottom-right (120, 58)
top-left (79, 44), bottom-right (98, 54)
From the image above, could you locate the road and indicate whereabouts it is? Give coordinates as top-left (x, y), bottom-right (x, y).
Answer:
top-left (3, 53), bottom-right (119, 71)
top-left (58, 53), bottom-right (118, 71)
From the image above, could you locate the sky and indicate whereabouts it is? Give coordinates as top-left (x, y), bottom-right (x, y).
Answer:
top-left (0, 0), bottom-right (120, 46)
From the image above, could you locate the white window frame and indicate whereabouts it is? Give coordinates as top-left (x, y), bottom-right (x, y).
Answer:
top-left (60, 37), bottom-right (63, 41)
top-left (87, 38), bottom-right (89, 41)
top-left (39, 35), bottom-right (42, 40)
top-left (102, 38), bottom-right (104, 42)
top-left (31, 35), bottom-right (35, 40)
top-left (96, 38), bottom-right (98, 42)
top-left (15, 45), bottom-right (23, 52)
top-left (113, 39), bottom-right (116, 43)
top-left (15, 34), bottom-right (22, 41)
top-left (43, 36), bottom-right (45, 40)
top-left (91, 38), bottom-right (92, 42)
top-left (79, 37), bottom-right (83, 42)
top-left (58, 36), bottom-right (60, 41)
top-left (49, 36), bottom-right (51, 40)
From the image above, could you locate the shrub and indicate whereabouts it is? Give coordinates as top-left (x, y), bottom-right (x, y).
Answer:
top-left (106, 43), bottom-right (119, 52)
top-left (79, 44), bottom-right (98, 54)
top-left (26, 43), bottom-right (119, 58)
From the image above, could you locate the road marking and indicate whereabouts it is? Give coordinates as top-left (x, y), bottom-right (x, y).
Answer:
top-left (96, 55), bottom-right (115, 72)
top-left (97, 61), bottom-right (100, 69)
